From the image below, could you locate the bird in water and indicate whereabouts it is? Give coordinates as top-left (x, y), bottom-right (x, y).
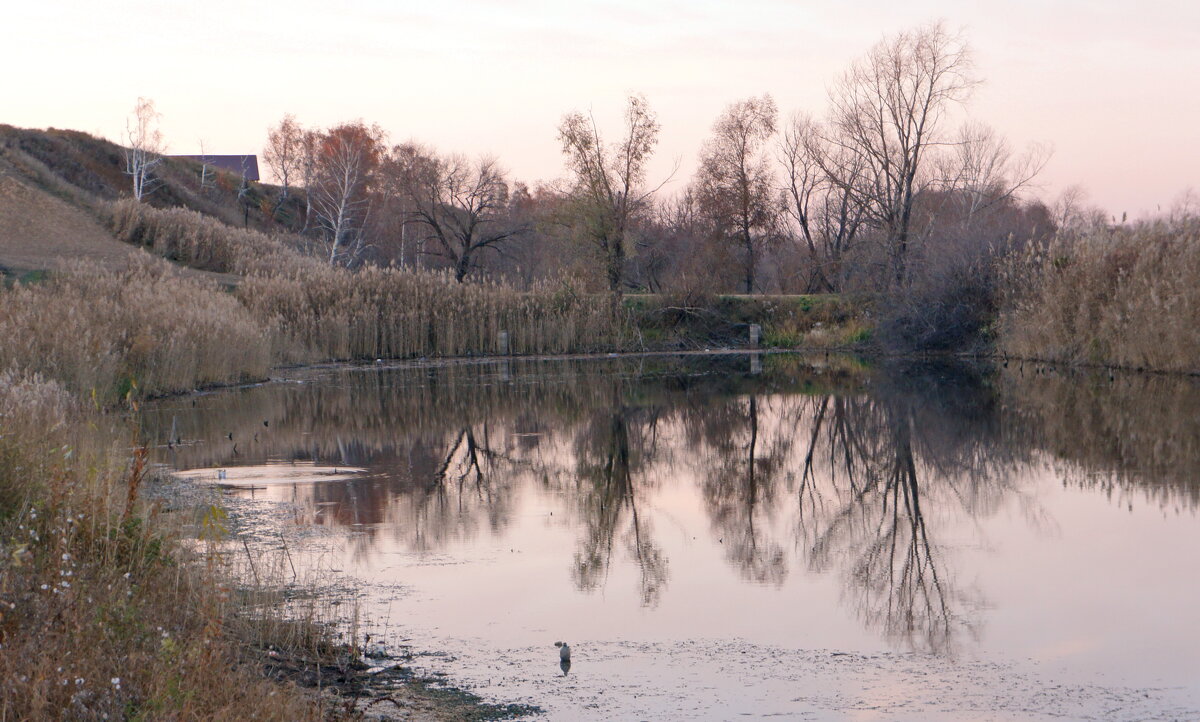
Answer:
top-left (555, 641), bottom-right (571, 675)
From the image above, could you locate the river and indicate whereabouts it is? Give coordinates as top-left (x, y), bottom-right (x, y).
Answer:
top-left (145, 354), bottom-right (1200, 720)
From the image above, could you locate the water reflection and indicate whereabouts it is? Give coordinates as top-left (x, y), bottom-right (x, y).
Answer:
top-left (570, 398), bottom-right (669, 607)
top-left (146, 355), bottom-right (1200, 655)
top-left (698, 396), bottom-right (788, 586)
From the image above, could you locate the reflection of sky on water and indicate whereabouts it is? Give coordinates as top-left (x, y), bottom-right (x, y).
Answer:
top-left (147, 355), bottom-right (1200, 719)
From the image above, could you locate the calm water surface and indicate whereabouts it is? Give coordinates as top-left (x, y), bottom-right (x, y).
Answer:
top-left (147, 355), bottom-right (1200, 720)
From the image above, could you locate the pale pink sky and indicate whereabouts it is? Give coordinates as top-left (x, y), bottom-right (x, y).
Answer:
top-left (5, 1), bottom-right (1197, 216)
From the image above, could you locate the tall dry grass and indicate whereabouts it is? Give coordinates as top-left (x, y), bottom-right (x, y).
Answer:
top-left (998, 219), bottom-right (1200, 372)
top-left (0, 371), bottom-right (334, 720)
top-left (106, 199), bottom-right (630, 363)
top-left (241, 266), bottom-right (625, 363)
top-left (107, 198), bottom-right (313, 276)
top-left (0, 259), bottom-right (270, 403)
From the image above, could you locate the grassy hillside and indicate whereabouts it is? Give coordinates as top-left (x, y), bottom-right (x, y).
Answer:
top-left (0, 125), bottom-right (297, 230)
top-left (0, 125), bottom-right (305, 283)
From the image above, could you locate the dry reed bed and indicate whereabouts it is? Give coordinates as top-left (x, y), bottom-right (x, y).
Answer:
top-left (998, 219), bottom-right (1200, 372)
top-left (107, 199), bottom-right (311, 277)
top-left (0, 260), bottom-right (270, 404)
top-left (0, 372), bottom-right (331, 720)
top-left (240, 266), bottom-right (623, 363)
top-left (107, 199), bottom-right (629, 363)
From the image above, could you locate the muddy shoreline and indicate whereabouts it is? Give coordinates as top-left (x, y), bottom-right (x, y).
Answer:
top-left (148, 463), bottom-right (540, 720)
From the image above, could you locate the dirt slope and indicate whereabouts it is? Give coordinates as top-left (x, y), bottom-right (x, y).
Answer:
top-left (0, 174), bottom-right (142, 273)
top-left (0, 174), bottom-right (239, 285)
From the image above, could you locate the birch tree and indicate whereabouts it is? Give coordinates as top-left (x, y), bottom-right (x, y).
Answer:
top-left (263, 114), bottom-right (305, 199)
top-left (310, 122), bottom-right (384, 265)
top-left (197, 139), bottom-right (214, 192)
top-left (298, 129), bottom-right (321, 232)
top-left (123, 97), bottom-right (164, 202)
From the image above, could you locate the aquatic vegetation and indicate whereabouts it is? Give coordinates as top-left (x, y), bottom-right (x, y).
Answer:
top-left (998, 218), bottom-right (1200, 372)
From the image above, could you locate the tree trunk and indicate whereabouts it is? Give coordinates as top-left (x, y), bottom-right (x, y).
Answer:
top-left (743, 227), bottom-right (755, 294)
top-left (607, 234), bottom-right (626, 295)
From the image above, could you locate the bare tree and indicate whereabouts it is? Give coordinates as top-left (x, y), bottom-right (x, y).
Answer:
top-left (123, 97), bottom-right (165, 202)
top-left (779, 112), bottom-right (869, 292)
top-left (1168, 188), bottom-right (1200, 224)
top-left (310, 122), bottom-right (385, 265)
top-left (558, 94), bottom-right (667, 297)
top-left (263, 114), bottom-right (305, 199)
top-left (937, 121), bottom-right (1050, 225)
top-left (384, 144), bottom-right (522, 282)
top-left (298, 128), bottom-right (321, 232)
top-left (824, 22), bottom-right (977, 285)
top-left (197, 139), bottom-right (214, 192)
top-left (694, 95), bottom-right (780, 293)
top-left (1050, 184), bottom-right (1107, 233)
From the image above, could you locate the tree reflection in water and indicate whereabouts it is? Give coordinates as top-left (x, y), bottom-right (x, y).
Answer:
top-left (569, 396), bottom-right (669, 607)
top-left (697, 396), bottom-right (788, 586)
top-left (799, 394), bottom-right (959, 652)
top-left (145, 355), bottom-right (1198, 654)
top-left (786, 369), bottom-right (1032, 653)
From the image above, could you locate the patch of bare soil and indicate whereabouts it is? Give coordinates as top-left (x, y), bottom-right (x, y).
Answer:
top-left (0, 174), bottom-right (140, 272)
top-left (0, 174), bottom-right (239, 286)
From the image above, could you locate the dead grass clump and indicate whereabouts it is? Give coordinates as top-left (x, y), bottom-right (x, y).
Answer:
top-left (0, 258), bottom-right (270, 402)
top-left (107, 199), bottom-right (312, 276)
top-left (0, 370), bottom-right (76, 516)
top-left (998, 219), bottom-right (1200, 372)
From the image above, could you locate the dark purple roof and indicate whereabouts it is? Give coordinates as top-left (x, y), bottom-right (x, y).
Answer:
top-left (172, 155), bottom-right (260, 182)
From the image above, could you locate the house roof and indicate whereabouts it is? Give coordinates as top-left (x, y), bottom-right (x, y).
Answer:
top-left (171, 154), bottom-right (260, 182)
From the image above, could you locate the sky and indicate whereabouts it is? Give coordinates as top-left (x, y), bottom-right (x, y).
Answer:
top-left (4, 0), bottom-right (1198, 217)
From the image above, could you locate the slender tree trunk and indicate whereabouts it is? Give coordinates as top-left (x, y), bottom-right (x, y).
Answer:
top-left (607, 233), bottom-right (625, 295)
top-left (742, 218), bottom-right (755, 294)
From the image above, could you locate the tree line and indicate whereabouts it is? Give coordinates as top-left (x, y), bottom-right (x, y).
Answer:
top-left (252, 22), bottom-right (1061, 300)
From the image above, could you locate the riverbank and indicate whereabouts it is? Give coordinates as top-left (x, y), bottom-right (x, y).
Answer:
top-left (145, 468), bottom-right (541, 721)
top-left (0, 363), bottom-right (544, 720)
